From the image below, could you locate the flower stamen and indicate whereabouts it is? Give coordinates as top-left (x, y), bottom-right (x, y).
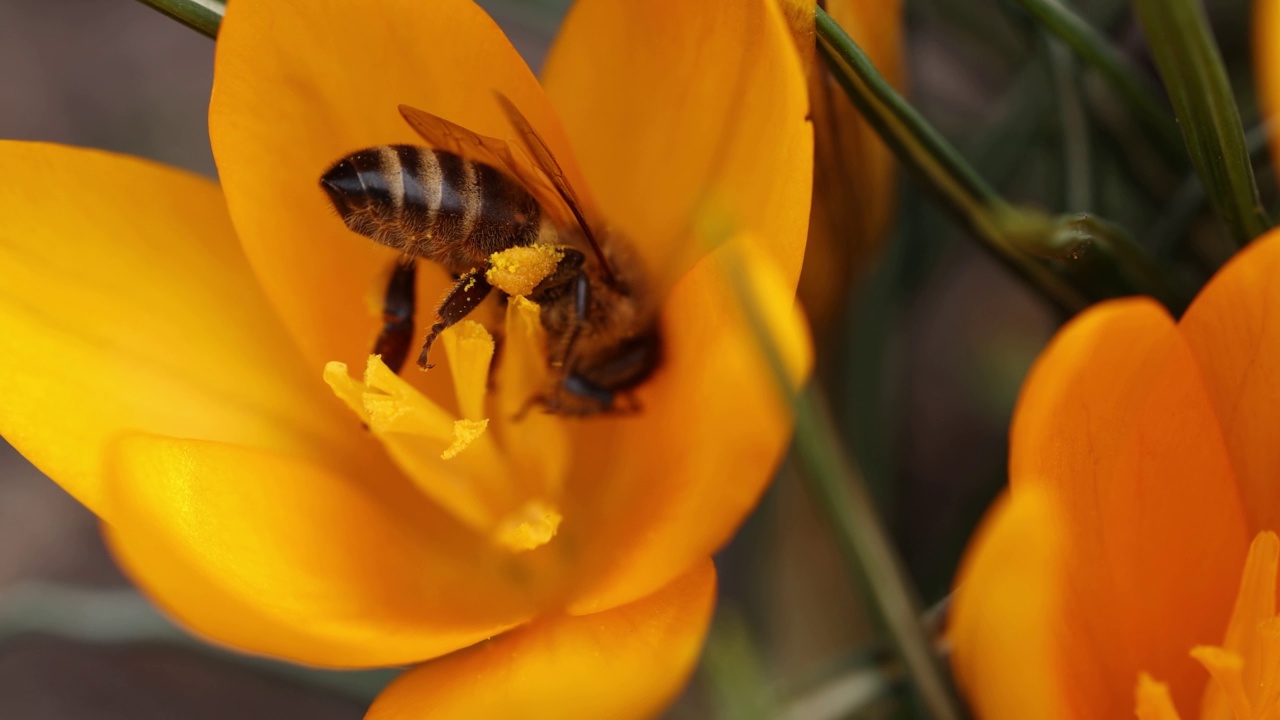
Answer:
top-left (1134, 532), bottom-right (1280, 720)
top-left (1193, 647), bottom-right (1253, 720)
top-left (324, 315), bottom-right (564, 553)
top-left (1136, 673), bottom-right (1183, 720)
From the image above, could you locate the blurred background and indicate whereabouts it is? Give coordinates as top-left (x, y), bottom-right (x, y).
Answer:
top-left (0, 0), bottom-right (1264, 717)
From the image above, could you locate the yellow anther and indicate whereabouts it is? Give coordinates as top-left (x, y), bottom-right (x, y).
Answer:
top-left (442, 418), bottom-right (488, 460)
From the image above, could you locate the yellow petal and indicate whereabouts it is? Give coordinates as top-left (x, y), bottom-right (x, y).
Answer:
top-left (564, 238), bottom-right (811, 614)
top-left (1179, 229), bottom-right (1280, 531)
top-left (949, 487), bottom-right (1074, 720)
top-left (1009, 297), bottom-right (1250, 715)
top-left (365, 560), bottom-right (715, 720)
top-left (0, 141), bottom-right (365, 519)
top-left (542, 0), bottom-right (813, 292)
top-left (210, 0), bottom-right (569, 406)
top-left (104, 434), bottom-right (534, 667)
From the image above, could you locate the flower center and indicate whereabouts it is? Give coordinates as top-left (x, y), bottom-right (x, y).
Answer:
top-left (1135, 532), bottom-right (1280, 720)
top-left (323, 292), bottom-right (569, 553)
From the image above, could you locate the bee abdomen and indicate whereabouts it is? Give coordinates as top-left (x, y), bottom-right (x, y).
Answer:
top-left (321, 144), bottom-right (542, 271)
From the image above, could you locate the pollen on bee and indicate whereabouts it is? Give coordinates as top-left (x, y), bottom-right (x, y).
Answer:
top-left (486, 244), bottom-right (563, 296)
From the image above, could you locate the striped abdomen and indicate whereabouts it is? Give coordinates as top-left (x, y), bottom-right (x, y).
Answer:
top-left (321, 144), bottom-right (542, 274)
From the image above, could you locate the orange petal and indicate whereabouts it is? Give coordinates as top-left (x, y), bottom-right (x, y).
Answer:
top-left (104, 435), bottom-right (534, 668)
top-left (1010, 298), bottom-right (1250, 715)
top-left (563, 239), bottom-right (811, 614)
top-left (949, 487), bottom-right (1074, 720)
top-left (210, 0), bottom-right (569, 404)
top-left (0, 141), bottom-right (364, 519)
top-left (541, 0), bottom-right (813, 291)
top-left (365, 560), bottom-right (715, 720)
top-left (1179, 229), bottom-right (1280, 531)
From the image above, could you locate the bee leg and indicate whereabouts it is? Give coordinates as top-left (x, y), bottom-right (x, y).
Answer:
top-left (374, 260), bottom-right (417, 374)
top-left (418, 269), bottom-right (493, 370)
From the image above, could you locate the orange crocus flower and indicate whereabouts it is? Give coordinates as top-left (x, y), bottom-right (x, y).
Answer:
top-left (0, 0), bottom-right (812, 716)
top-left (948, 228), bottom-right (1280, 718)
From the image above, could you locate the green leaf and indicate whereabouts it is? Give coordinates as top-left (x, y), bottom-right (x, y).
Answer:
top-left (1006, 0), bottom-right (1185, 163)
top-left (815, 7), bottom-right (1191, 314)
top-left (1134, 0), bottom-right (1272, 246)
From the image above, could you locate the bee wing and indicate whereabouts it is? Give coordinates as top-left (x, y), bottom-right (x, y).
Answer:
top-left (397, 103), bottom-right (522, 173)
top-left (397, 104), bottom-right (558, 207)
top-left (492, 92), bottom-right (617, 285)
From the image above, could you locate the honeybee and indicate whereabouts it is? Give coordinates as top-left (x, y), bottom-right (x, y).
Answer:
top-left (320, 95), bottom-right (660, 415)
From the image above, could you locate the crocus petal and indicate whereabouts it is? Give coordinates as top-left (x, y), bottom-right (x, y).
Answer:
top-left (950, 487), bottom-right (1073, 720)
top-left (1179, 230), bottom-right (1280, 531)
top-left (1010, 298), bottom-right (1250, 714)
top-left (365, 560), bottom-right (715, 720)
top-left (210, 0), bottom-right (571, 402)
top-left (104, 435), bottom-right (535, 668)
top-left (0, 141), bottom-right (362, 518)
top-left (564, 240), bottom-right (811, 614)
top-left (541, 0), bottom-right (813, 291)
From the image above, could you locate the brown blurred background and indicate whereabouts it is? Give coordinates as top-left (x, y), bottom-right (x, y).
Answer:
top-left (0, 0), bottom-right (1263, 718)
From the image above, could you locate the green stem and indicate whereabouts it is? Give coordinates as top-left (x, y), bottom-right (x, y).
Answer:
top-left (1006, 0), bottom-right (1184, 162)
top-left (133, 0), bottom-right (224, 39)
top-left (779, 662), bottom-right (894, 720)
top-left (792, 389), bottom-right (960, 720)
top-left (815, 9), bottom-right (1083, 313)
top-left (718, 249), bottom-right (964, 720)
top-left (1148, 122), bottom-right (1274, 260)
top-left (0, 582), bottom-right (396, 702)
top-left (702, 609), bottom-right (780, 720)
top-left (1044, 36), bottom-right (1093, 211)
top-left (815, 7), bottom-right (1189, 314)
top-left (1133, 0), bottom-right (1272, 246)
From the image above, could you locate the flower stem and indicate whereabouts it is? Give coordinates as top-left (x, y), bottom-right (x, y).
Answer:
top-left (1148, 122), bottom-right (1274, 260)
top-left (1133, 0), bottom-right (1272, 247)
top-left (132, 0), bottom-right (224, 39)
top-left (815, 7), bottom-right (1191, 315)
top-left (702, 608), bottom-right (780, 720)
top-left (717, 248), bottom-right (964, 720)
top-left (792, 387), bottom-right (962, 720)
top-left (1044, 36), bottom-right (1093, 212)
top-left (1006, 0), bottom-right (1184, 163)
